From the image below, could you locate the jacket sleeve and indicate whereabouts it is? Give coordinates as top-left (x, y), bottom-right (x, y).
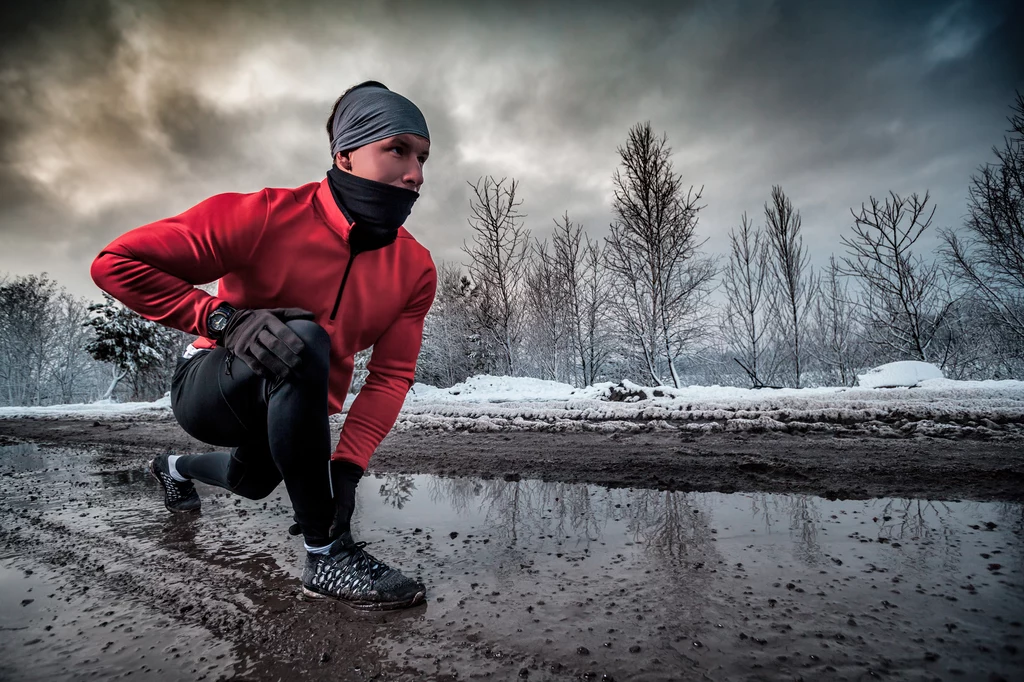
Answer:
top-left (332, 262), bottom-right (437, 470)
top-left (89, 190), bottom-right (269, 336)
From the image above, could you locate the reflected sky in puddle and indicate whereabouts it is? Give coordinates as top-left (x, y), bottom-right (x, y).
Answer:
top-left (359, 472), bottom-right (1022, 580)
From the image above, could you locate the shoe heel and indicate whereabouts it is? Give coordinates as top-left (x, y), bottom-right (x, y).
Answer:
top-left (301, 586), bottom-right (326, 600)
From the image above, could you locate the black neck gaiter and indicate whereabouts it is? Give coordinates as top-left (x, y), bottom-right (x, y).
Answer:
top-left (326, 167), bottom-right (419, 252)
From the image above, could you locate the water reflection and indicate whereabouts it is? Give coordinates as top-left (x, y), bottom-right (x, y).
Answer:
top-left (626, 489), bottom-right (716, 565)
top-left (387, 475), bottom-right (1023, 579)
top-left (749, 493), bottom-right (824, 565)
top-left (376, 473), bottom-right (416, 509)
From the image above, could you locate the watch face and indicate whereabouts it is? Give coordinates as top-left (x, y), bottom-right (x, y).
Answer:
top-left (210, 312), bottom-right (228, 332)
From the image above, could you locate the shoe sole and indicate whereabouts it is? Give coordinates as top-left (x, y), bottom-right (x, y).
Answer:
top-left (148, 459), bottom-right (201, 514)
top-left (301, 585), bottom-right (427, 611)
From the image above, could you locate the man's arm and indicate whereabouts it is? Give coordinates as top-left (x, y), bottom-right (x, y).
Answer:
top-left (332, 264), bottom-right (438, 470)
top-left (90, 190), bottom-right (269, 336)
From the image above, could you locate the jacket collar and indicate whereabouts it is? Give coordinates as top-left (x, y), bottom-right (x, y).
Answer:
top-left (314, 177), bottom-right (354, 242)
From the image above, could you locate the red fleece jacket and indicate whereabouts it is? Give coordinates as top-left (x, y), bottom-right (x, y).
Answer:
top-left (90, 178), bottom-right (437, 470)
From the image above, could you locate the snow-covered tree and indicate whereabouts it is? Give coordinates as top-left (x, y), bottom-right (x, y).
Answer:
top-left (49, 291), bottom-right (96, 403)
top-left (0, 273), bottom-right (58, 406)
top-left (85, 293), bottom-right (180, 400)
top-left (417, 262), bottom-right (486, 387)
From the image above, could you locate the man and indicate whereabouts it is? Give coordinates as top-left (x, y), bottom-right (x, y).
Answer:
top-left (90, 81), bottom-right (436, 610)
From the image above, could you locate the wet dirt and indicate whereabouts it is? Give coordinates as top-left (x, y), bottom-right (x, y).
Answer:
top-left (1, 433), bottom-right (1022, 681)
top-left (2, 416), bottom-right (1023, 502)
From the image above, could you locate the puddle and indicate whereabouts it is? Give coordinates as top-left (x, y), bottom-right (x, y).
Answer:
top-left (356, 474), bottom-right (1023, 679)
top-left (0, 446), bottom-right (1021, 680)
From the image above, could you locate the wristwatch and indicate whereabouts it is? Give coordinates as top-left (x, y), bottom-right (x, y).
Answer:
top-left (207, 304), bottom-right (236, 340)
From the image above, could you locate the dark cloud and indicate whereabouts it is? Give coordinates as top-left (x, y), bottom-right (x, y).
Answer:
top-left (1, 0), bottom-right (1021, 297)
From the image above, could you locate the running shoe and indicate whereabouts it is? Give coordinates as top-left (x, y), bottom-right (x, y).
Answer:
top-left (301, 532), bottom-right (426, 610)
top-left (148, 454), bottom-right (201, 513)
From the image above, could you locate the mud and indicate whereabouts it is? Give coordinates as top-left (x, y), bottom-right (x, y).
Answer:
top-left (1, 425), bottom-right (1022, 681)
top-left (2, 416), bottom-right (1022, 501)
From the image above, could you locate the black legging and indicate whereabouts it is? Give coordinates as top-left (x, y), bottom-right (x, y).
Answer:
top-left (170, 319), bottom-right (334, 545)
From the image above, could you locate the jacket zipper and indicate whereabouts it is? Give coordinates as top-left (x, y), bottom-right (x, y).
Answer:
top-left (330, 248), bottom-right (359, 321)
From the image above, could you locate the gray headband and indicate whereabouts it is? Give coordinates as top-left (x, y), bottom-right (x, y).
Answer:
top-left (330, 83), bottom-right (430, 157)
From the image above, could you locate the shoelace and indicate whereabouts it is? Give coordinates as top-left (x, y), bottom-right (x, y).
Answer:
top-left (335, 541), bottom-right (392, 582)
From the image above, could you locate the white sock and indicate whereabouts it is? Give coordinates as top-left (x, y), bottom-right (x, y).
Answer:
top-left (167, 455), bottom-right (188, 482)
top-left (305, 542), bottom-right (332, 555)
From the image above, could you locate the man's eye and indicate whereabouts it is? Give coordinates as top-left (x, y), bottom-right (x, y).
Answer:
top-left (390, 146), bottom-right (403, 155)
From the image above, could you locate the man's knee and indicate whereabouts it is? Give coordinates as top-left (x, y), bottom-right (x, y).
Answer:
top-left (234, 478), bottom-right (280, 501)
top-left (285, 320), bottom-right (330, 357)
top-left (280, 319), bottom-right (330, 377)
top-left (227, 465), bottom-right (281, 501)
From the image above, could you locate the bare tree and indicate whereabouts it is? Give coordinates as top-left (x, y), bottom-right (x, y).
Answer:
top-left (942, 92), bottom-right (1024, 349)
top-left (808, 256), bottom-right (861, 386)
top-left (721, 212), bottom-right (775, 387)
top-left (548, 213), bottom-right (612, 386)
top-left (49, 291), bottom-right (95, 403)
top-left (523, 238), bottom-right (569, 381)
top-left (840, 191), bottom-right (953, 364)
top-left (763, 186), bottom-right (816, 387)
top-left (0, 273), bottom-right (58, 405)
top-left (604, 122), bottom-right (717, 388)
top-left (461, 177), bottom-right (531, 376)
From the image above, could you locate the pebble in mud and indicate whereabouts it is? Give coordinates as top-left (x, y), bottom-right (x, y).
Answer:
top-left (577, 646), bottom-right (591, 655)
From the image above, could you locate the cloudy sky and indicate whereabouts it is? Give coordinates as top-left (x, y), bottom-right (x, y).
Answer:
top-left (2, 0), bottom-right (1022, 299)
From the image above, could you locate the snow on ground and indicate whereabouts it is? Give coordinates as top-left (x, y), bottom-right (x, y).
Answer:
top-left (3, 366), bottom-right (1023, 438)
top-left (400, 370), bottom-right (1024, 437)
top-left (857, 361), bottom-right (945, 388)
top-left (0, 394), bottom-right (173, 420)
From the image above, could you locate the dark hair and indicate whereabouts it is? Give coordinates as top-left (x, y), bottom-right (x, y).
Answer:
top-left (326, 80), bottom-right (389, 156)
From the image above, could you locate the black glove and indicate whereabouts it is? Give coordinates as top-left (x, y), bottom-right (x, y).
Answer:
top-left (222, 308), bottom-right (315, 381)
top-left (288, 460), bottom-right (364, 538)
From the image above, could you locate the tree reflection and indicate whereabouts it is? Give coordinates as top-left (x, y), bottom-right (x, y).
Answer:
top-left (427, 476), bottom-right (482, 514)
top-left (425, 476), bottom-right (606, 546)
top-left (623, 489), bottom-right (717, 566)
top-left (749, 493), bottom-right (823, 564)
top-left (377, 473), bottom-right (416, 509)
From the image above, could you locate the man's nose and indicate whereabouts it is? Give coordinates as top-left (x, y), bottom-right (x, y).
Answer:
top-left (404, 163), bottom-right (423, 191)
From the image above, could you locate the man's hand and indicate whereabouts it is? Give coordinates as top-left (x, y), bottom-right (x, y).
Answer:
top-left (221, 308), bottom-right (315, 381)
top-left (329, 460), bottom-right (363, 537)
top-left (288, 460), bottom-right (363, 539)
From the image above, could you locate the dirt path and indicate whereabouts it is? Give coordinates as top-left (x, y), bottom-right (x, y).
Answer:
top-left (2, 415), bottom-right (1022, 501)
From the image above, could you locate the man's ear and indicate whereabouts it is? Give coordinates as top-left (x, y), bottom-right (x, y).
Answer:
top-left (334, 151), bottom-right (353, 171)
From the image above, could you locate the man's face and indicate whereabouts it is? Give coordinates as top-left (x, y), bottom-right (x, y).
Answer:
top-left (335, 133), bottom-right (430, 192)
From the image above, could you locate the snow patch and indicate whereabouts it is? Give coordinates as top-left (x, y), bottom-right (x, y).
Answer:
top-left (0, 394), bottom-right (172, 419)
top-left (410, 375), bottom-right (580, 403)
top-left (857, 361), bottom-right (944, 388)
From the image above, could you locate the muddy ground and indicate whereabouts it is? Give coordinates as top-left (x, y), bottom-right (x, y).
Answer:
top-left (3, 415), bottom-right (1023, 501)
top-left (1, 416), bottom-right (1022, 681)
